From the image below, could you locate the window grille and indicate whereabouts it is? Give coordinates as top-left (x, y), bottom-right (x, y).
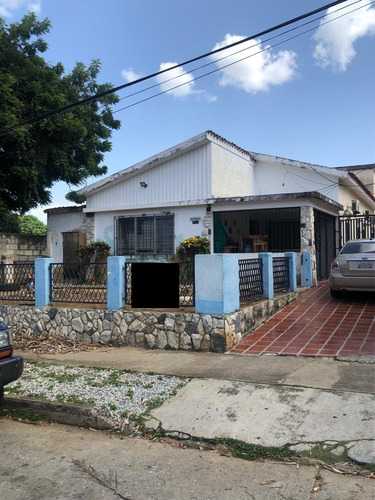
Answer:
top-left (115, 214), bottom-right (174, 256)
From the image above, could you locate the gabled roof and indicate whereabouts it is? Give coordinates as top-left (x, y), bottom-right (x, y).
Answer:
top-left (78, 130), bottom-right (252, 196)
top-left (76, 130), bottom-right (372, 203)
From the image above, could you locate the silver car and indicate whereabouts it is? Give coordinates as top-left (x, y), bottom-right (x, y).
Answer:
top-left (330, 239), bottom-right (375, 298)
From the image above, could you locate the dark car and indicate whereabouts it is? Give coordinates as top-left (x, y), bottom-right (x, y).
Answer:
top-left (329, 239), bottom-right (375, 298)
top-left (0, 322), bottom-right (23, 401)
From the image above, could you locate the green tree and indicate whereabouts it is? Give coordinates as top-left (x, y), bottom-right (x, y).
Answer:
top-left (0, 213), bottom-right (46, 235)
top-left (18, 215), bottom-right (46, 235)
top-left (0, 13), bottom-right (120, 214)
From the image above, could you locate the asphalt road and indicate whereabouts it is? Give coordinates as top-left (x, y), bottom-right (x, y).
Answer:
top-left (1, 419), bottom-right (374, 500)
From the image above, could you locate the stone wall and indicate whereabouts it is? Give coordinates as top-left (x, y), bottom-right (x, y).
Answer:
top-left (0, 290), bottom-right (301, 352)
top-left (0, 233), bottom-right (47, 263)
top-left (300, 207), bottom-right (317, 285)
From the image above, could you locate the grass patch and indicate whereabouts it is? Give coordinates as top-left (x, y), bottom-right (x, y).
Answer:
top-left (40, 371), bottom-right (81, 383)
top-left (55, 393), bottom-right (95, 405)
top-left (0, 407), bottom-right (46, 422)
top-left (214, 438), bottom-right (293, 462)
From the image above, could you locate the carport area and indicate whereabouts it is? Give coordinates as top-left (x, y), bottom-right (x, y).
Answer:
top-left (231, 282), bottom-right (375, 357)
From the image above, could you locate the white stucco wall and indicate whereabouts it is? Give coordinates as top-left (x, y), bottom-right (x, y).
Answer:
top-left (253, 157), bottom-right (340, 200)
top-left (94, 205), bottom-right (211, 257)
top-left (46, 211), bottom-right (86, 262)
top-left (211, 142), bottom-right (253, 197)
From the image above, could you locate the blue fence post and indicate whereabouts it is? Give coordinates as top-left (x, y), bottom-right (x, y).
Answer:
top-left (107, 256), bottom-right (126, 309)
top-left (285, 252), bottom-right (297, 292)
top-left (35, 258), bottom-right (52, 307)
top-left (301, 250), bottom-right (313, 287)
top-left (259, 252), bottom-right (274, 300)
top-left (195, 254), bottom-right (239, 314)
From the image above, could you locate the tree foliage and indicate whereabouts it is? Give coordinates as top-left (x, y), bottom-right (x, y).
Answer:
top-left (0, 13), bottom-right (120, 214)
top-left (0, 213), bottom-right (46, 235)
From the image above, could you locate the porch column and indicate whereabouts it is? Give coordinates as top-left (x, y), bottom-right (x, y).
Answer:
top-left (301, 250), bottom-right (313, 287)
top-left (285, 252), bottom-right (297, 292)
top-left (35, 258), bottom-right (52, 307)
top-left (107, 256), bottom-right (126, 310)
top-left (195, 254), bottom-right (239, 314)
top-left (259, 252), bottom-right (274, 300)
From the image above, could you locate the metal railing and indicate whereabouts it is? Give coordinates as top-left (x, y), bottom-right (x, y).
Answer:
top-left (50, 262), bottom-right (107, 304)
top-left (125, 261), bottom-right (194, 307)
top-left (273, 257), bottom-right (289, 293)
top-left (0, 262), bottom-right (35, 302)
top-left (239, 258), bottom-right (263, 303)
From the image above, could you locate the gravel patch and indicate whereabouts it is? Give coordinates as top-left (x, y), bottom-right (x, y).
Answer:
top-left (5, 361), bottom-right (187, 432)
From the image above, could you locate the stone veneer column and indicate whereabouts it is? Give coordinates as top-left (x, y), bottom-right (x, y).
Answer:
top-left (300, 206), bottom-right (317, 285)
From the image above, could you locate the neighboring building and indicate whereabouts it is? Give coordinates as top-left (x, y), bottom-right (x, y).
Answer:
top-left (44, 205), bottom-right (90, 263)
top-left (45, 131), bottom-right (375, 282)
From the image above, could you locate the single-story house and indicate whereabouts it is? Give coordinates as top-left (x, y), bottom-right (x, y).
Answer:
top-left (45, 131), bottom-right (375, 283)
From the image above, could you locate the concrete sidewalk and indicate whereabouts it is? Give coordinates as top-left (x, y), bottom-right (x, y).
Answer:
top-left (20, 345), bottom-right (375, 393)
top-left (17, 347), bottom-right (375, 466)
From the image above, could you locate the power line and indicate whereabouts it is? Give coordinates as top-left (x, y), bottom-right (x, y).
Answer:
top-left (112, 0), bottom-right (367, 109)
top-left (112, 0), bottom-right (371, 114)
top-left (0, 0), bottom-right (353, 135)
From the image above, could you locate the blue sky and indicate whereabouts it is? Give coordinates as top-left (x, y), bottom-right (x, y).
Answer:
top-left (2, 0), bottom-right (375, 223)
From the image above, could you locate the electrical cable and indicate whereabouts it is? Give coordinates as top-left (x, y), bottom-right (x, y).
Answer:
top-left (112, 0), bottom-right (372, 114)
top-left (0, 0), bottom-right (354, 135)
top-left (111, 0), bottom-right (368, 108)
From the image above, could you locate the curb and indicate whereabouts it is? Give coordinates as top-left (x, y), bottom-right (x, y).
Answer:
top-left (1, 395), bottom-right (113, 431)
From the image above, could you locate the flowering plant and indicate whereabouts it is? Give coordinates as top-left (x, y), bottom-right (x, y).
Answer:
top-left (175, 236), bottom-right (210, 261)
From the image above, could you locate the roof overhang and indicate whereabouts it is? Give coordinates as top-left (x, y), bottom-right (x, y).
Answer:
top-left (207, 191), bottom-right (344, 210)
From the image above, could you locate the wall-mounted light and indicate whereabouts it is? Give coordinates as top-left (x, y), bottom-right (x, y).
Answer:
top-left (140, 181), bottom-right (148, 188)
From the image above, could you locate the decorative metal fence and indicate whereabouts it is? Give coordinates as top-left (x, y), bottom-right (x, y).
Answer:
top-left (273, 256), bottom-right (289, 293)
top-left (239, 258), bottom-right (263, 303)
top-left (0, 262), bottom-right (35, 302)
top-left (340, 214), bottom-right (375, 247)
top-left (125, 261), bottom-right (194, 307)
top-left (50, 262), bottom-right (107, 304)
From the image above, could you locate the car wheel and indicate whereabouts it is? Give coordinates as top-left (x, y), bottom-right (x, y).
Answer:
top-left (330, 288), bottom-right (342, 299)
top-left (0, 387), bottom-right (4, 403)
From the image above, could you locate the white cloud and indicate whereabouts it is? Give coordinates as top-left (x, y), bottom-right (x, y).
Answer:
top-left (313, 0), bottom-right (375, 71)
top-left (121, 68), bottom-right (144, 83)
top-left (0, 0), bottom-right (41, 17)
top-left (210, 34), bottom-right (297, 94)
top-left (156, 62), bottom-right (217, 102)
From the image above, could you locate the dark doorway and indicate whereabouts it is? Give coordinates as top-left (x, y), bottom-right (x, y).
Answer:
top-left (62, 232), bottom-right (80, 263)
top-left (314, 210), bottom-right (336, 281)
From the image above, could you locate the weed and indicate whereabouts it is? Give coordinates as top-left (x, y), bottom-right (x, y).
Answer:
top-left (4, 386), bottom-right (23, 395)
top-left (164, 344), bottom-right (176, 351)
top-left (214, 438), bottom-right (293, 462)
top-left (42, 372), bottom-right (81, 383)
top-left (300, 443), bottom-right (348, 465)
top-left (146, 396), bottom-right (165, 412)
top-left (0, 408), bottom-right (46, 422)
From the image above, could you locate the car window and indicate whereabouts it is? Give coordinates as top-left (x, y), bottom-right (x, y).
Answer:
top-left (341, 242), bottom-right (375, 254)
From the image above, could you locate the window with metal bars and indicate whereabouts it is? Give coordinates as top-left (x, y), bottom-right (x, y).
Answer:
top-left (115, 214), bottom-right (174, 256)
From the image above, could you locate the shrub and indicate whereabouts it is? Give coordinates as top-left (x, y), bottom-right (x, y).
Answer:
top-left (175, 236), bottom-right (210, 261)
top-left (78, 241), bottom-right (111, 262)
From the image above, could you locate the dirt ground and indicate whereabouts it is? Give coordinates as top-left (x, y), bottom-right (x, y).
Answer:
top-left (1, 419), bottom-right (374, 500)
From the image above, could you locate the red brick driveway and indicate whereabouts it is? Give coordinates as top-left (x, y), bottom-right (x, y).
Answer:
top-left (231, 282), bottom-right (375, 358)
